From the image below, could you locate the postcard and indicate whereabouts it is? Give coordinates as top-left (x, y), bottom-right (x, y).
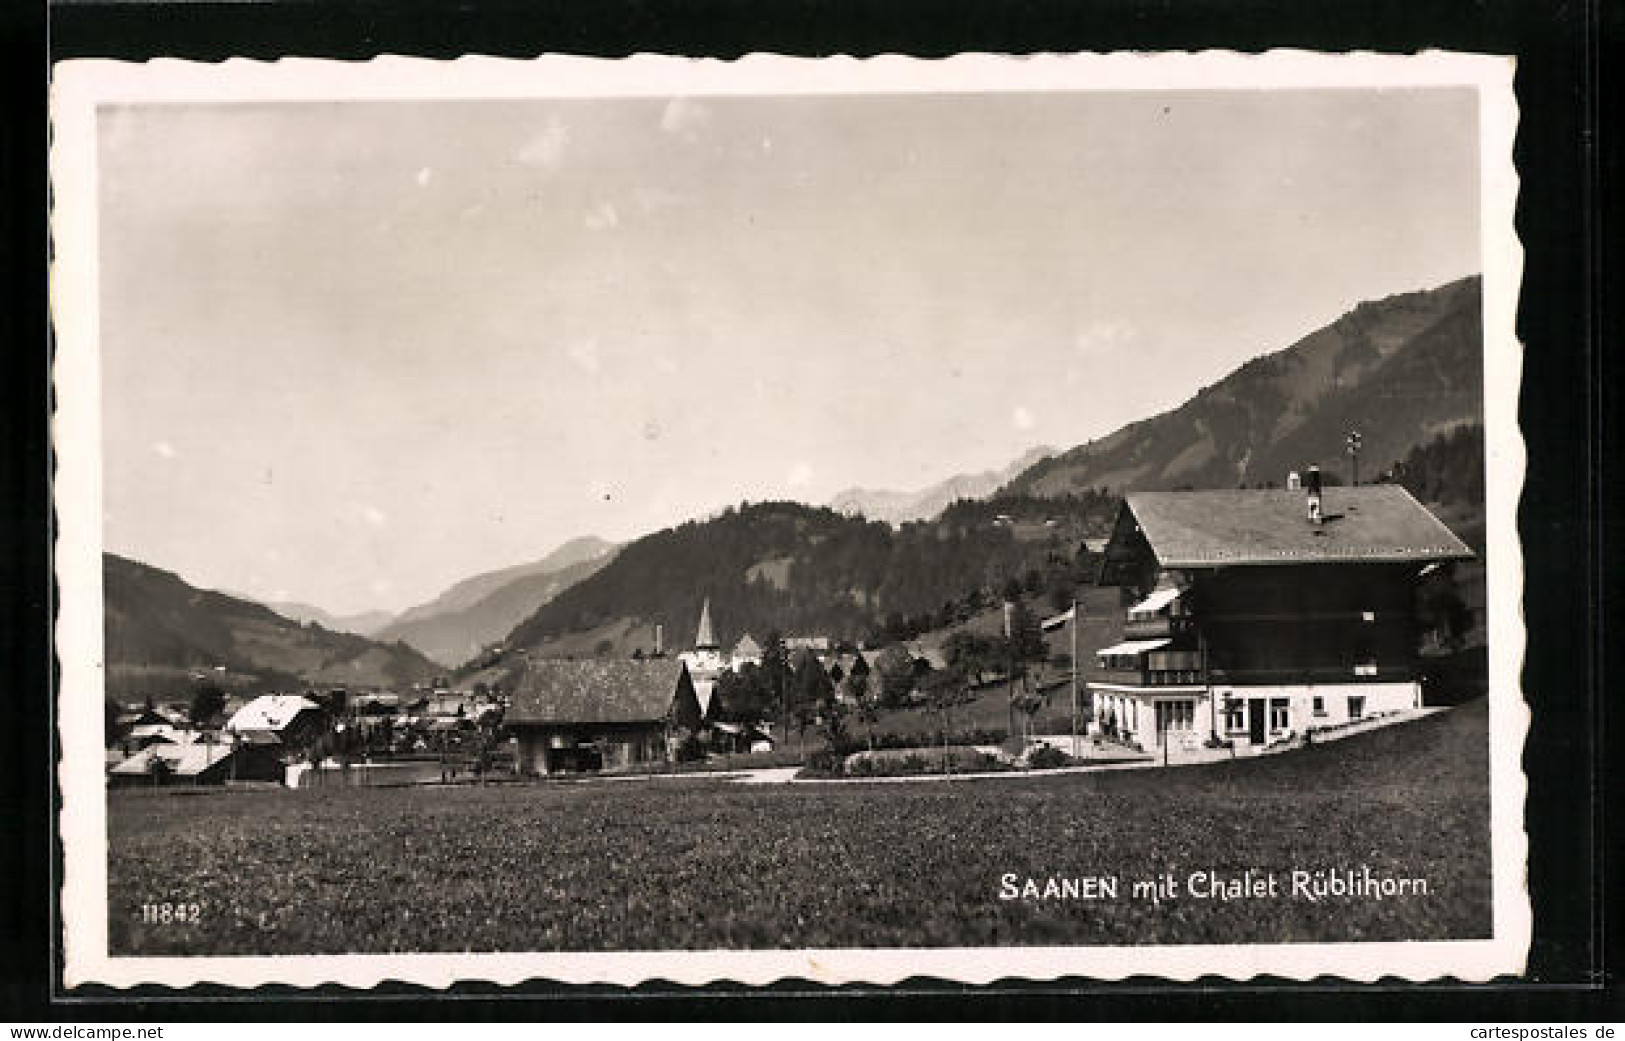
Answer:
top-left (52, 50), bottom-right (1527, 990)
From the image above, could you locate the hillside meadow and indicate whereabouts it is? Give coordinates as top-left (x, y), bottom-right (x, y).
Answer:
top-left (107, 700), bottom-right (1490, 954)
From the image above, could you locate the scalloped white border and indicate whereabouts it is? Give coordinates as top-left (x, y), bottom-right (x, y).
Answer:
top-left (52, 49), bottom-right (1528, 991)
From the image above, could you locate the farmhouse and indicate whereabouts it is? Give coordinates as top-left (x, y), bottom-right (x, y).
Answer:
top-left (506, 658), bottom-right (703, 775)
top-left (1089, 475), bottom-right (1473, 752)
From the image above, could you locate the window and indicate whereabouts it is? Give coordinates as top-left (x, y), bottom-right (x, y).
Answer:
top-left (1154, 700), bottom-right (1195, 732)
top-left (1348, 696), bottom-right (1366, 719)
top-left (1223, 699), bottom-right (1245, 733)
top-left (1269, 698), bottom-right (1290, 732)
top-left (1312, 695), bottom-right (1326, 716)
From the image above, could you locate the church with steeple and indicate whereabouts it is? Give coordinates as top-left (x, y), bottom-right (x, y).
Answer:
top-left (677, 597), bottom-right (728, 680)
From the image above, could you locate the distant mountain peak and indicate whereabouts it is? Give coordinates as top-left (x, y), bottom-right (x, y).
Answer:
top-left (828, 444), bottom-right (1056, 525)
top-left (374, 536), bottom-right (620, 666)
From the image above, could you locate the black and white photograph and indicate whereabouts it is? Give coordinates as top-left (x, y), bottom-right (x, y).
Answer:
top-left (51, 51), bottom-right (1526, 988)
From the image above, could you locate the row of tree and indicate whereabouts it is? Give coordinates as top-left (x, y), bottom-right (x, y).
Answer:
top-left (504, 497), bottom-right (1119, 657)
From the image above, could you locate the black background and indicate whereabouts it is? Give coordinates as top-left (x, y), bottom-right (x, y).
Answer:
top-left (4, 0), bottom-right (1617, 1021)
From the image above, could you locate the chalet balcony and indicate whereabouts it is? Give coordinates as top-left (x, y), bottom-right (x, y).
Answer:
top-left (1206, 665), bottom-right (1416, 685)
top-left (1121, 616), bottom-right (1173, 640)
top-left (1086, 667), bottom-right (1206, 688)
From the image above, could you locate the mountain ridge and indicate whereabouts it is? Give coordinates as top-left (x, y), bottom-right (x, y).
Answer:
top-left (374, 536), bottom-right (620, 666)
top-left (501, 276), bottom-right (1484, 660)
top-left (1001, 275), bottom-right (1482, 497)
top-left (103, 553), bottom-right (445, 696)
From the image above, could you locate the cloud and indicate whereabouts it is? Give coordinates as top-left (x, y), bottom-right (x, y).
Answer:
top-left (1074, 319), bottom-right (1137, 357)
top-left (786, 462), bottom-right (813, 488)
top-left (361, 505), bottom-right (388, 527)
top-left (568, 339), bottom-right (601, 375)
top-left (1011, 406), bottom-right (1037, 432)
top-left (152, 440), bottom-right (177, 459)
top-left (517, 117), bottom-right (570, 169)
top-left (414, 166), bottom-right (434, 188)
top-left (660, 97), bottom-right (712, 138)
top-left (583, 201), bottom-right (620, 231)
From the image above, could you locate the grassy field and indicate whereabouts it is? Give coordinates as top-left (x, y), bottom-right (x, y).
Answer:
top-left (107, 700), bottom-right (1490, 954)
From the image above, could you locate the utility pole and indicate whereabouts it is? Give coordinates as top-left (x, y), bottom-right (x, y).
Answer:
top-left (1347, 429), bottom-right (1363, 487)
top-left (1070, 596), bottom-right (1080, 758)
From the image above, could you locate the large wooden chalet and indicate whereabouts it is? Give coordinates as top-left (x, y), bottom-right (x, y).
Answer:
top-left (1089, 477), bottom-right (1474, 751)
top-left (506, 658), bottom-right (703, 775)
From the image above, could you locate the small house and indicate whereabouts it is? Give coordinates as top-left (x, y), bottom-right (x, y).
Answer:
top-left (730, 633), bottom-right (763, 670)
top-left (223, 694), bottom-right (327, 751)
top-left (505, 658), bottom-right (703, 775)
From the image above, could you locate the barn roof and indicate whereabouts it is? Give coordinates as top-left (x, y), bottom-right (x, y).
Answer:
top-left (1123, 485), bottom-right (1474, 567)
top-left (225, 695), bottom-right (319, 733)
top-left (507, 658), bottom-right (691, 726)
top-left (109, 742), bottom-right (236, 777)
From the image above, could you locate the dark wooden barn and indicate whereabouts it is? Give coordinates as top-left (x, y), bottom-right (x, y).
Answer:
top-left (505, 658), bottom-right (703, 775)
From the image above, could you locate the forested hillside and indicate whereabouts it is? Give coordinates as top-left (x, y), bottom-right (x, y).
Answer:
top-left (503, 493), bottom-right (1119, 657)
top-left (104, 554), bottom-right (444, 697)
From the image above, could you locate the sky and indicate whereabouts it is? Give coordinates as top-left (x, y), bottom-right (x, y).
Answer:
top-left (97, 88), bottom-right (1481, 615)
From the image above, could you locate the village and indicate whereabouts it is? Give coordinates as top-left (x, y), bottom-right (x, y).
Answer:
top-left (104, 464), bottom-right (1477, 790)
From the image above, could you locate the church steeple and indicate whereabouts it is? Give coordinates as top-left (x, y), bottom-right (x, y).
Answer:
top-left (694, 597), bottom-right (718, 650)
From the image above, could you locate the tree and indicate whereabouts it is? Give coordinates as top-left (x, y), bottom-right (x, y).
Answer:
top-left (943, 630), bottom-right (999, 685)
top-left (1047, 573), bottom-right (1080, 614)
top-left (918, 664), bottom-right (977, 764)
top-left (188, 680), bottom-right (226, 728)
top-left (1011, 686), bottom-right (1046, 742)
top-left (1005, 601), bottom-right (1047, 676)
top-left (714, 663), bottom-right (774, 722)
top-left (873, 645), bottom-right (917, 708)
top-left (792, 651), bottom-right (833, 709)
top-left (816, 697), bottom-right (852, 757)
top-left (847, 672), bottom-right (881, 750)
top-left (759, 630), bottom-right (792, 718)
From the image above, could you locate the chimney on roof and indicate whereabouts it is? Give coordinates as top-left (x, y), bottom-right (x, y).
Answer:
top-left (1304, 465), bottom-right (1324, 524)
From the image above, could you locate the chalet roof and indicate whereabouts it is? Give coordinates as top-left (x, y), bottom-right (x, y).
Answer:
top-left (225, 695), bottom-right (319, 734)
top-left (1123, 486), bottom-right (1474, 568)
top-left (507, 658), bottom-right (690, 726)
top-left (1128, 587), bottom-right (1183, 616)
top-left (1097, 638), bottom-right (1172, 657)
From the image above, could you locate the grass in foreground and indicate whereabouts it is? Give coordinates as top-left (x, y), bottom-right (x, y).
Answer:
top-left (107, 700), bottom-right (1490, 954)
